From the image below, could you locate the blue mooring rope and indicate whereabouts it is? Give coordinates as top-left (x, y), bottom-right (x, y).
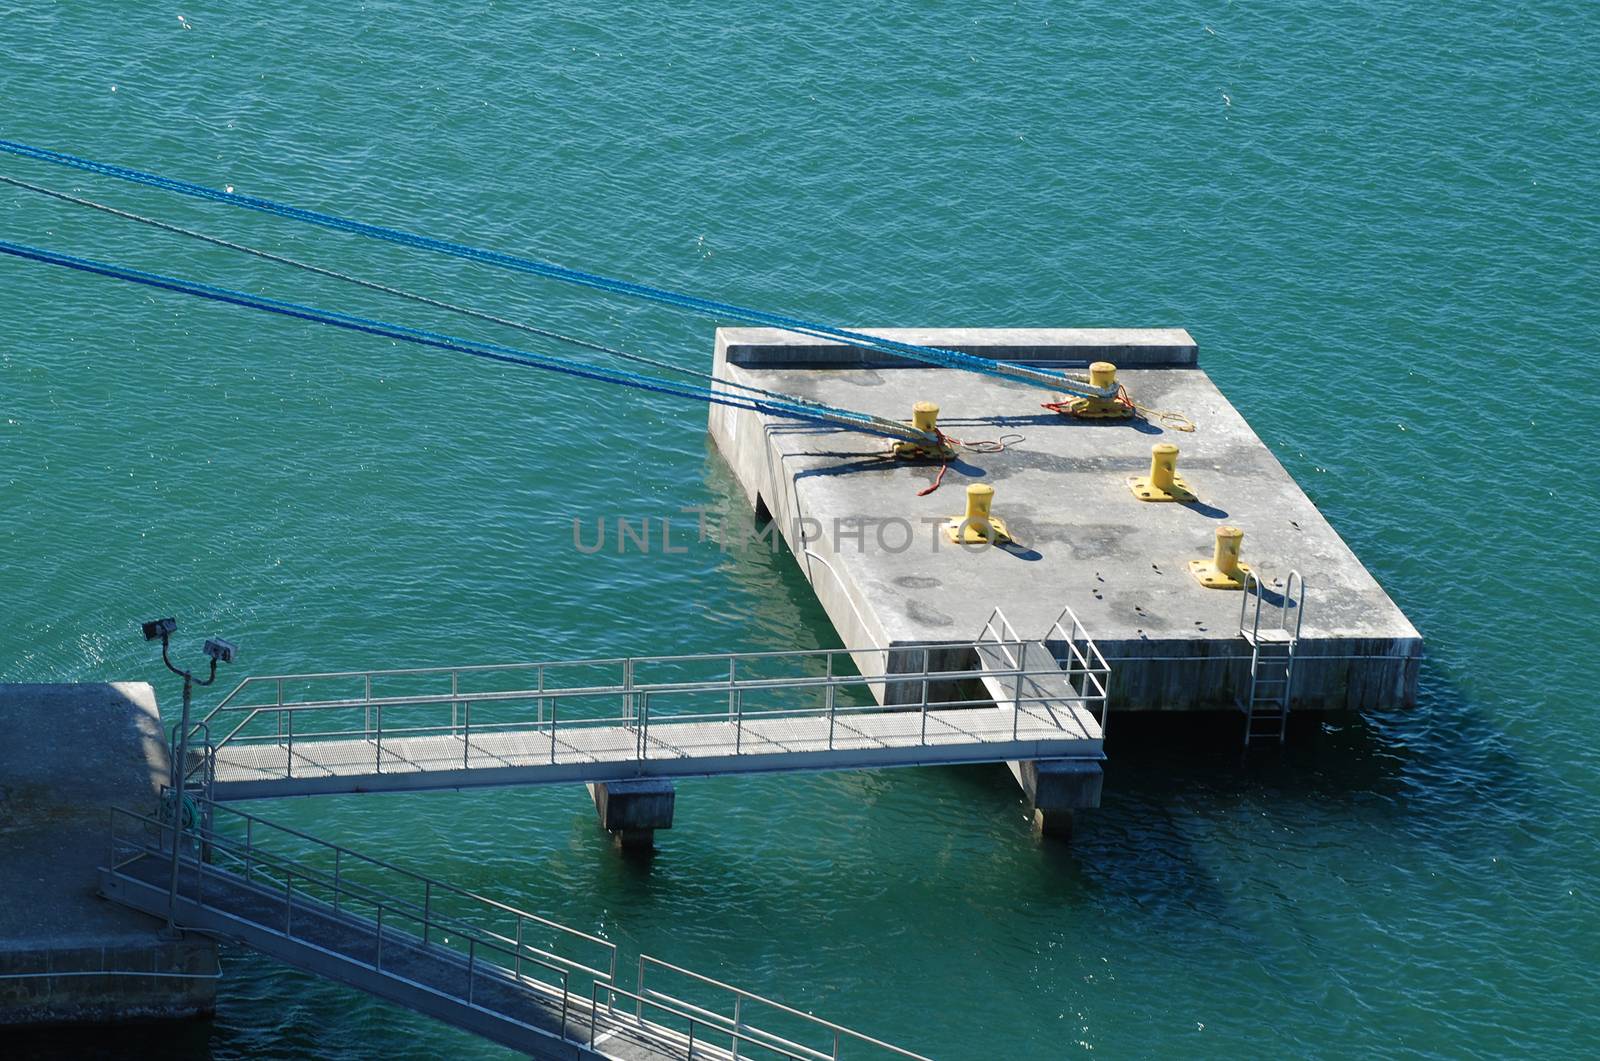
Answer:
top-left (0, 239), bottom-right (928, 443)
top-left (0, 138), bottom-right (1075, 390)
top-left (0, 172), bottom-right (842, 416)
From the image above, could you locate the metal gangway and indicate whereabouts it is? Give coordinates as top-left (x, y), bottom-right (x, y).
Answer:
top-left (194, 619), bottom-right (1107, 801)
top-left (975, 606), bottom-right (1111, 743)
top-left (1238, 571), bottom-right (1307, 747)
top-left (102, 798), bottom-right (929, 1061)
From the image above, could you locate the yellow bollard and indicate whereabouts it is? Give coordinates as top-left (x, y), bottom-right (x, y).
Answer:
top-left (944, 482), bottom-right (1012, 545)
top-left (1055, 361), bottom-right (1133, 420)
top-left (892, 400), bottom-right (955, 459)
top-left (1129, 442), bottom-right (1196, 502)
top-left (1213, 526), bottom-right (1242, 574)
top-left (1189, 525), bottom-right (1253, 589)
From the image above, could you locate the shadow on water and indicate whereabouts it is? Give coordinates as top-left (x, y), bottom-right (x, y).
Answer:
top-left (694, 443), bottom-right (1552, 937)
top-left (849, 659), bottom-right (1546, 934)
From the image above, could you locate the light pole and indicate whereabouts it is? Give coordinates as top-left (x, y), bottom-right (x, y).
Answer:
top-left (141, 617), bottom-right (237, 938)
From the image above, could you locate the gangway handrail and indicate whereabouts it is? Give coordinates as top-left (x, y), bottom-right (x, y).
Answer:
top-left (590, 980), bottom-right (811, 1060)
top-left (104, 802), bottom-right (928, 1060)
top-left (979, 607), bottom-right (1023, 670)
top-left (207, 641), bottom-right (1027, 717)
top-left (636, 955), bottom-right (934, 1061)
top-left (181, 798), bottom-right (618, 984)
top-left (202, 833), bottom-right (588, 987)
top-left (109, 804), bottom-right (578, 989)
top-left (201, 637), bottom-right (1097, 777)
top-left (1046, 605), bottom-right (1112, 732)
top-left (209, 664), bottom-right (1084, 721)
top-left (203, 641), bottom-right (1038, 752)
top-left (212, 664), bottom-right (1018, 715)
top-left (208, 641), bottom-right (991, 718)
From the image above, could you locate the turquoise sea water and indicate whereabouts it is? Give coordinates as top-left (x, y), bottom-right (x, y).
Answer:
top-left (4, 1), bottom-right (1598, 1057)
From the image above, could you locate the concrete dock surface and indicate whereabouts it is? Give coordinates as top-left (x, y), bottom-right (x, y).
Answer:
top-left (0, 682), bottom-right (216, 1026)
top-left (709, 328), bottom-right (1422, 716)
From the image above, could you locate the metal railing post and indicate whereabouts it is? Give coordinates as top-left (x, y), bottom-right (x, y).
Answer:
top-left (734, 688), bottom-right (743, 754)
top-left (334, 848), bottom-right (341, 915)
top-left (375, 903), bottom-right (384, 971)
top-left (732, 994), bottom-right (744, 1061)
top-left (423, 881), bottom-right (432, 945)
top-left (244, 817), bottom-right (253, 882)
top-left (364, 673), bottom-right (372, 738)
top-left (557, 971), bottom-right (569, 1040)
top-left (467, 939), bottom-right (476, 1005)
top-left (1013, 641), bottom-right (1026, 729)
top-left (920, 648), bottom-right (930, 745)
top-left (826, 682), bottom-right (837, 750)
top-left (639, 693), bottom-right (650, 760)
top-left (286, 709), bottom-right (294, 778)
top-left (623, 658), bottom-right (635, 721)
top-left (550, 699), bottom-right (559, 763)
top-left (514, 916), bottom-right (523, 980)
top-left (462, 700), bottom-right (471, 769)
top-left (1012, 646), bottom-right (1023, 742)
top-left (451, 670), bottom-right (460, 734)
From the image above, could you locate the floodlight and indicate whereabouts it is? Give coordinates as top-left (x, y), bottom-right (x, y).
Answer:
top-left (141, 617), bottom-right (177, 642)
top-left (202, 637), bottom-right (238, 665)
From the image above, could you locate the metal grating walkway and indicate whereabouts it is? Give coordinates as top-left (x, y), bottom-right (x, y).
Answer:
top-left (198, 615), bottom-right (1108, 801)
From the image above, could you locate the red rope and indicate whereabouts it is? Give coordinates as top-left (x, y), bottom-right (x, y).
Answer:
top-left (1042, 384), bottom-right (1135, 417)
top-left (911, 430), bottom-right (1024, 496)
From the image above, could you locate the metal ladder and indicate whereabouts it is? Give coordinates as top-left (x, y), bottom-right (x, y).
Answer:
top-left (1238, 570), bottom-right (1306, 747)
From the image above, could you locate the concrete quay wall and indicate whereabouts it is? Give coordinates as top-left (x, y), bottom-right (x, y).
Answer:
top-left (0, 683), bottom-right (218, 1027)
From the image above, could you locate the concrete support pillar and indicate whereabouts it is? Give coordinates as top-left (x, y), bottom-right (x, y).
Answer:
top-left (588, 779), bottom-right (675, 850)
top-left (1007, 759), bottom-right (1103, 840)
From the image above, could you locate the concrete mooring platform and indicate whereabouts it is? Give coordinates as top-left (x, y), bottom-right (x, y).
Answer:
top-left (0, 683), bottom-right (217, 1028)
top-left (707, 327), bottom-right (1422, 804)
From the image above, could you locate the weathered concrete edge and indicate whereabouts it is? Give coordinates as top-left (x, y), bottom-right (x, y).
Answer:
top-left (717, 327), bottom-right (1199, 369)
top-left (0, 939), bottom-right (217, 1026)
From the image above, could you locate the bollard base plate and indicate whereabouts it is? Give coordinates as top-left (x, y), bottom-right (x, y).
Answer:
top-left (1188, 558), bottom-right (1252, 589)
top-left (944, 515), bottom-right (1012, 545)
top-left (1128, 473), bottom-right (1197, 503)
